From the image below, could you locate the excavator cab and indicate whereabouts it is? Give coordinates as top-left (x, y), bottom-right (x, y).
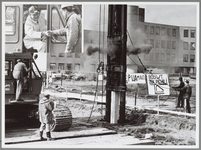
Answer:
top-left (5, 53), bottom-right (43, 104)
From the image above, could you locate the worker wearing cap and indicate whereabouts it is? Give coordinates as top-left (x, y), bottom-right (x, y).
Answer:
top-left (39, 93), bottom-right (55, 141)
top-left (173, 77), bottom-right (185, 108)
top-left (24, 6), bottom-right (49, 53)
top-left (47, 4), bottom-right (82, 53)
top-left (12, 59), bottom-right (31, 101)
top-left (182, 80), bottom-right (192, 113)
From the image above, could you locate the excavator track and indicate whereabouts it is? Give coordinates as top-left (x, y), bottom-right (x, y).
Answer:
top-left (51, 104), bottom-right (72, 131)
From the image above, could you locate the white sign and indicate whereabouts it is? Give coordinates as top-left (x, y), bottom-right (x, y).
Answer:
top-left (126, 73), bottom-right (146, 84)
top-left (146, 74), bottom-right (170, 95)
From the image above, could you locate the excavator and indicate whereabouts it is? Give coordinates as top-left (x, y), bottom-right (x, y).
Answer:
top-left (4, 4), bottom-right (82, 131)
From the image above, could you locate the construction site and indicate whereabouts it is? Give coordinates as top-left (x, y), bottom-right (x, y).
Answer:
top-left (3, 3), bottom-right (198, 148)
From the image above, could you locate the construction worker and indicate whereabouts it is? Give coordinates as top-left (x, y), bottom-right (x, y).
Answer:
top-left (47, 4), bottom-right (82, 53)
top-left (173, 77), bottom-right (185, 108)
top-left (182, 80), bottom-right (192, 113)
top-left (24, 5), bottom-right (49, 53)
top-left (39, 93), bottom-right (55, 141)
top-left (12, 59), bottom-right (31, 101)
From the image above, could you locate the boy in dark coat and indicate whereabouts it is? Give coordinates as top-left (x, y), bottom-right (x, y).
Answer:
top-left (39, 93), bottom-right (54, 140)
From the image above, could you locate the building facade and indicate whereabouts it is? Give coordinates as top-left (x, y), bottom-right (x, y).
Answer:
top-left (84, 5), bottom-right (196, 75)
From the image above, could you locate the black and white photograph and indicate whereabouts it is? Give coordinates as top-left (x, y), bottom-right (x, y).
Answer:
top-left (1, 1), bottom-right (199, 148)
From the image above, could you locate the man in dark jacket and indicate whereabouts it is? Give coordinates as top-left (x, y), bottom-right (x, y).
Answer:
top-left (173, 77), bottom-right (185, 108)
top-left (182, 80), bottom-right (192, 113)
top-left (39, 93), bottom-right (55, 141)
top-left (12, 59), bottom-right (30, 101)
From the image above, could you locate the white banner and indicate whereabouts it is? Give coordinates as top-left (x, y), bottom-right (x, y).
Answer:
top-left (126, 73), bottom-right (146, 84)
top-left (146, 74), bottom-right (170, 95)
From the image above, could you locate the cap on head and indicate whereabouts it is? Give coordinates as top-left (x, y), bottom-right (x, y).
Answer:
top-left (44, 93), bottom-right (50, 98)
top-left (185, 80), bottom-right (189, 84)
top-left (17, 59), bottom-right (22, 62)
top-left (29, 6), bottom-right (39, 15)
top-left (61, 4), bottom-right (73, 9)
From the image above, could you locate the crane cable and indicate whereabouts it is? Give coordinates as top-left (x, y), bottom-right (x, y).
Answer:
top-left (127, 30), bottom-right (147, 71)
top-left (87, 5), bottom-right (103, 123)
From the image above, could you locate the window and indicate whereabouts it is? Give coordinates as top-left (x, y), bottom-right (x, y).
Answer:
top-left (75, 63), bottom-right (80, 71)
top-left (161, 27), bottom-right (166, 35)
top-left (183, 42), bottom-right (189, 50)
top-left (149, 53), bottom-right (154, 61)
top-left (161, 40), bottom-right (165, 48)
top-left (149, 39), bottom-right (154, 47)
top-left (156, 27), bottom-right (160, 35)
top-left (67, 63), bottom-right (72, 70)
top-left (190, 42), bottom-right (195, 50)
top-left (59, 53), bottom-right (64, 57)
top-left (150, 26), bottom-right (154, 34)
top-left (184, 30), bottom-right (188, 37)
top-left (155, 53), bottom-right (159, 61)
top-left (144, 25), bottom-right (149, 34)
top-left (50, 63), bottom-right (56, 70)
top-left (58, 63), bottom-right (64, 70)
top-left (167, 28), bottom-right (171, 36)
top-left (190, 30), bottom-right (195, 38)
top-left (155, 40), bottom-right (160, 48)
top-left (167, 41), bottom-right (171, 49)
top-left (183, 54), bottom-right (188, 62)
top-left (5, 6), bottom-right (16, 35)
top-left (161, 53), bottom-right (165, 61)
top-left (166, 53), bottom-right (170, 61)
top-left (190, 55), bottom-right (195, 62)
top-left (50, 53), bottom-right (57, 57)
top-left (172, 41), bottom-right (176, 49)
top-left (67, 53), bottom-right (73, 58)
top-left (172, 28), bottom-right (176, 37)
top-left (5, 60), bottom-right (13, 77)
top-left (51, 7), bottom-right (66, 43)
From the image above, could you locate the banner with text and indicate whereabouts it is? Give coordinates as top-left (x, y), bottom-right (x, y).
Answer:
top-left (126, 73), bottom-right (146, 84)
top-left (146, 74), bottom-right (170, 95)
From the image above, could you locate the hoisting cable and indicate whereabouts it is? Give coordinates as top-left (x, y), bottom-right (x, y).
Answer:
top-left (87, 5), bottom-right (102, 123)
top-left (127, 30), bottom-right (147, 71)
top-left (101, 4), bottom-right (106, 118)
top-left (87, 62), bottom-right (103, 123)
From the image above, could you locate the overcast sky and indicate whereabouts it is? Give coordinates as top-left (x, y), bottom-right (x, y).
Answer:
top-left (84, 3), bottom-right (198, 31)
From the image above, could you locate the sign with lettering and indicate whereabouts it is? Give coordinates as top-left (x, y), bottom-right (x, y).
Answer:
top-left (146, 74), bottom-right (170, 95)
top-left (126, 73), bottom-right (146, 84)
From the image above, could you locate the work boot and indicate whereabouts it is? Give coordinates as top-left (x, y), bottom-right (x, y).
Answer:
top-left (40, 131), bottom-right (45, 140)
top-left (46, 132), bottom-right (54, 141)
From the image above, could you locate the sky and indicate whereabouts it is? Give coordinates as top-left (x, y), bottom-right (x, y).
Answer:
top-left (83, 3), bottom-right (198, 31)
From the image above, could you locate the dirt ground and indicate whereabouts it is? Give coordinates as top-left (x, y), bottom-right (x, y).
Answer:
top-left (44, 76), bottom-right (197, 146)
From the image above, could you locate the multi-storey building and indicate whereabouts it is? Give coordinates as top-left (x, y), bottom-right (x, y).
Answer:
top-left (84, 5), bottom-right (196, 75)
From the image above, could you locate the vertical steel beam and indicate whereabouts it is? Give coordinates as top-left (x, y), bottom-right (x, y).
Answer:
top-left (119, 5), bottom-right (127, 123)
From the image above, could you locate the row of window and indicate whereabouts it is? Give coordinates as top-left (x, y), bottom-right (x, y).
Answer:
top-left (49, 63), bottom-right (97, 71)
top-left (50, 53), bottom-right (81, 58)
top-left (149, 39), bottom-right (176, 49)
top-left (144, 53), bottom-right (195, 63)
top-left (147, 39), bottom-right (195, 50)
top-left (183, 42), bottom-right (195, 50)
top-left (144, 25), bottom-right (196, 39)
top-left (144, 25), bottom-right (177, 37)
top-left (184, 29), bottom-right (196, 38)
